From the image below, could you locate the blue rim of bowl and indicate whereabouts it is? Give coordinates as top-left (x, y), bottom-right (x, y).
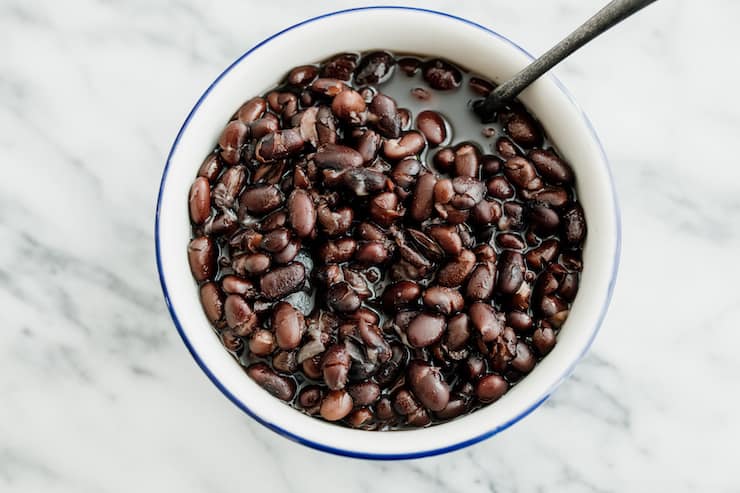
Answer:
top-left (155, 5), bottom-right (622, 460)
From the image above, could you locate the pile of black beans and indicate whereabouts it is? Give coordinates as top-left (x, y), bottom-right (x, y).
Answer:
top-left (187, 51), bottom-right (586, 430)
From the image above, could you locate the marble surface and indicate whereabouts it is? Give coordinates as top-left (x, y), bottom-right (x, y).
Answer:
top-left (1, 0), bottom-right (738, 491)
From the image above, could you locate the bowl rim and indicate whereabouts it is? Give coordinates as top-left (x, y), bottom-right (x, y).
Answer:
top-left (155, 5), bottom-right (622, 460)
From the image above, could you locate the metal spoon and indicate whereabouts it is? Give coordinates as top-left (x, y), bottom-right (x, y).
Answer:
top-left (474, 0), bottom-right (659, 122)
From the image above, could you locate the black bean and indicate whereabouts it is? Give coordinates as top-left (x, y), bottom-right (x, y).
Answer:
top-left (529, 149), bottom-right (574, 184)
top-left (187, 236), bottom-right (216, 282)
top-left (562, 203), bottom-right (587, 245)
top-left (189, 177), bottom-right (211, 224)
top-left (199, 282), bottom-right (224, 324)
top-left (422, 59), bottom-right (462, 90)
top-left (406, 312), bottom-right (446, 348)
top-left (321, 53), bottom-right (357, 80)
top-left (355, 51), bottom-right (395, 84)
top-left (240, 184), bottom-right (284, 215)
top-left (247, 363), bottom-right (296, 401)
top-left (476, 374), bottom-right (508, 403)
top-left (416, 110), bottom-right (447, 147)
top-left (422, 286), bottom-right (464, 315)
top-left (383, 131), bottom-right (426, 161)
top-left (469, 302), bottom-right (505, 342)
top-left (260, 263), bottom-right (306, 300)
top-left (437, 250), bottom-right (476, 287)
top-left (368, 93), bottom-right (401, 138)
top-left (287, 65), bottom-right (318, 87)
top-left (407, 360), bottom-right (450, 411)
top-left (497, 251), bottom-right (525, 294)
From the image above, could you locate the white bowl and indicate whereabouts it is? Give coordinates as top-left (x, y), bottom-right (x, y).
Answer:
top-left (156, 6), bottom-right (621, 459)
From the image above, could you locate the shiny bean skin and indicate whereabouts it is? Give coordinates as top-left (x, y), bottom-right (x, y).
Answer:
top-left (355, 51), bottom-right (395, 84)
top-left (221, 330), bottom-right (243, 353)
top-left (406, 312), bottom-right (446, 348)
top-left (197, 154), bottom-right (222, 183)
top-left (355, 129), bottom-right (382, 163)
top-left (504, 156), bottom-right (542, 191)
top-left (427, 225), bottom-right (462, 256)
top-left (407, 360), bottom-right (450, 411)
top-left (497, 251), bottom-right (525, 294)
top-left (286, 65), bottom-right (318, 87)
top-left (433, 147), bottom-right (455, 173)
top-left (314, 144), bottom-right (364, 170)
top-left (321, 53), bottom-right (357, 80)
top-left (218, 120), bottom-right (248, 165)
top-left (511, 342), bottom-right (536, 373)
top-left (445, 313), bottom-right (471, 351)
top-left (249, 329), bottom-right (276, 357)
top-left (272, 239), bottom-right (301, 265)
top-left (187, 236), bottom-right (216, 282)
top-left (469, 302), bottom-right (505, 342)
top-left (422, 286), bottom-right (464, 315)
top-left (320, 390), bottom-right (354, 421)
top-left (327, 282), bottom-right (361, 313)
top-left (348, 381), bottom-right (381, 406)
top-left (368, 93), bottom-right (401, 138)
top-left (317, 204), bottom-right (353, 236)
top-left (487, 176), bottom-right (515, 199)
top-left (476, 374), bottom-right (508, 403)
top-left (391, 158), bottom-right (422, 189)
top-left (272, 302), bottom-right (305, 350)
top-left (261, 227), bottom-right (290, 253)
top-left (533, 325), bottom-right (557, 355)
top-left (348, 408), bottom-right (375, 429)
top-left (410, 173), bottom-right (437, 222)
top-left (221, 275), bottom-right (257, 298)
top-left (319, 238), bottom-right (357, 263)
top-left (529, 204), bottom-right (560, 232)
top-left (287, 189), bottom-right (316, 238)
top-left (422, 59), bottom-right (462, 90)
top-left (321, 344), bottom-right (351, 390)
top-left (355, 241), bottom-right (390, 264)
top-left (465, 262), bottom-right (496, 301)
top-left (496, 136), bottom-right (519, 159)
top-left (247, 363), bottom-right (296, 401)
top-left (562, 203), bottom-right (587, 245)
top-left (504, 110), bottom-right (542, 148)
top-left (393, 389), bottom-right (420, 415)
top-left (437, 250), bottom-right (476, 287)
top-left (232, 253), bottom-right (271, 276)
top-left (199, 282), bottom-right (224, 324)
top-left (249, 115), bottom-right (280, 140)
top-left (240, 185), bottom-right (284, 215)
top-left (471, 199), bottom-right (502, 225)
top-left (189, 177), bottom-right (211, 224)
top-left (416, 110), bottom-right (447, 147)
top-left (213, 165), bottom-right (246, 210)
top-left (525, 239), bottom-right (560, 270)
top-left (224, 294), bottom-right (258, 336)
top-left (382, 281), bottom-right (421, 311)
top-left (454, 143), bottom-right (480, 178)
top-left (236, 97), bottom-right (267, 124)
top-left (383, 131), bottom-right (426, 161)
top-left (331, 89), bottom-right (366, 124)
top-left (369, 192), bottom-right (403, 227)
top-left (529, 149), bottom-right (574, 185)
top-left (508, 310), bottom-right (533, 333)
top-left (259, 263), bottom-right (306, 300)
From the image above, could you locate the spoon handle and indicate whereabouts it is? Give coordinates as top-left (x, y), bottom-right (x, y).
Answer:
top-left (476, 0), bottom-right (658, 119)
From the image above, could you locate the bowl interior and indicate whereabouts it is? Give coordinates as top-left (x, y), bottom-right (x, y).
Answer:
top-left (157, 7), bottom-right (619, 458)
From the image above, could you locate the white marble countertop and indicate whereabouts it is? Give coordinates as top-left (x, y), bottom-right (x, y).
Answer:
top-left (2, 0), bottom-right (738, 491)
